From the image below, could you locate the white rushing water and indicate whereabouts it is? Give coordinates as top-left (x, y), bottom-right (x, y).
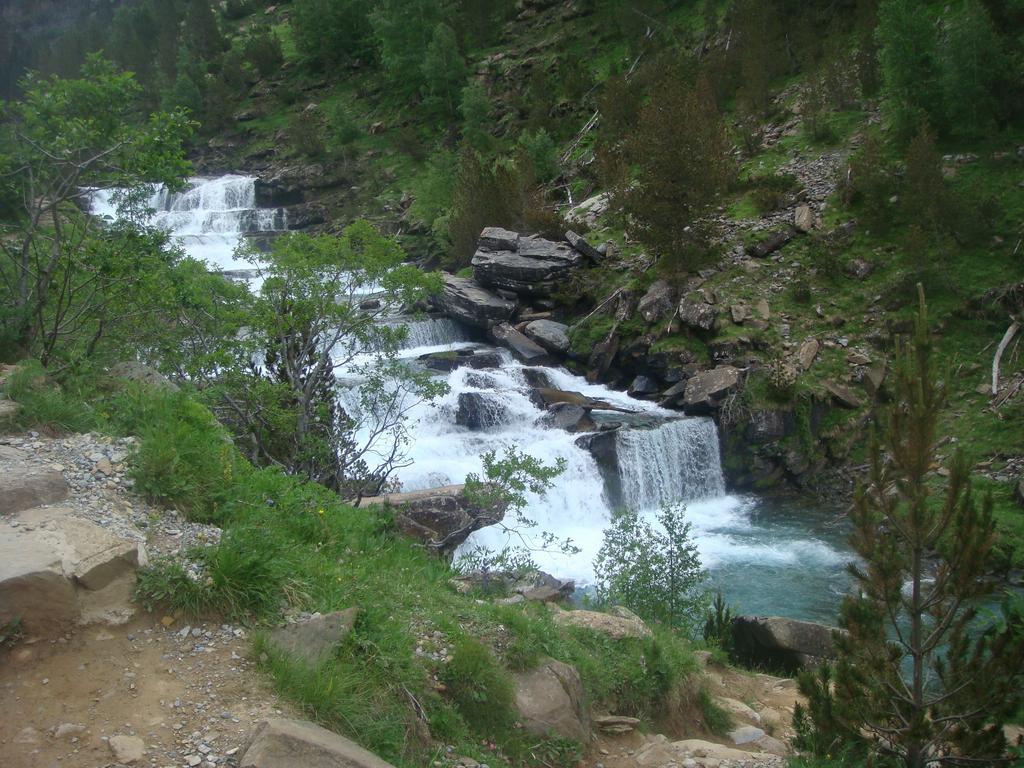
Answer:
top-left (345, 317), bottom-right (851, 607)
top-left (89, 175), bottom-right (286, 273)
top-left (92, 173), bottom-right (852, 620)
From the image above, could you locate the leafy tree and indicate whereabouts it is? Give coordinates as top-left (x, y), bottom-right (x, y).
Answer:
top-left (291, 0), bottom-right (376, 71)
top-left (421, 23), bottom-right (466, 119)
top-left (796, 290), bottom-right (1024, 767)
top-left (876, 0), bottom-right (942, 140)
top-left (0, 56), bottom-right (193, 365)
top-left (594, 505), bottom-right (707, 632)
top-left (622, 73), bottom-right (733, 275)
top-left (195, 225), bottom-right (445, 498)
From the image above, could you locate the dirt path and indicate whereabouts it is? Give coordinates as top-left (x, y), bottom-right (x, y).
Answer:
top-left (0, 614), bottom-right (292, 768)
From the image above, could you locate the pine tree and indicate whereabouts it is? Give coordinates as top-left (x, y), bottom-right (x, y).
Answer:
top-left (876, 0), bottom-right (942, 140)
top-left (421, 23), bottom-right (466, 120)
top-left (799, 289), bottom-right (1024, 767)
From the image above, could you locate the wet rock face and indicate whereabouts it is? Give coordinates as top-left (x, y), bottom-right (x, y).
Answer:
top-left (456, 392), bottom-right (511, 430)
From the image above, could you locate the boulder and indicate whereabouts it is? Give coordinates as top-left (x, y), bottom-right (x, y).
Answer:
top-left (267, 609), bottom-right (360, 666)
top-left (435, 275), bottom-right (516, 329)
top-left (564, 230), bottom-right (602, 263)
top-left (524, 320), bottom-right (571, 354)
top-left (755, 298), bottom-right (771, 320)
top-left (730, 304), bottom-right (750, 324)
top-left (0, 446), bottom-right (69, 515)
top-left (357, 486), bottom-right (507, 557)
top-left (824, 380), bottom-right (863, 408)
top-left (418, 349), bottom-right (503, 373)
top-left (456, 392), bottom-right (510, 430)
top-left (539, 403), bottom-right (594, 433)
top-left (0, 534), bottom-right (78, 638)
top-left (566, 192), bottom-right (610, 228)
top-left (748, 230), bottom-right (793, 258)
top-left (574, 431), bottom-right (621, 505)
top-left (109, 734), bottom-right (146, 764)
top-left (845, 258), bottom-right (874, 280)
top-left (637, 280), bottom-right (677, 324)
top-left (490, 323), bottom-right (550, 364)
top-left (628, 375), bottom-right (660, 397)
top-left (478, 226), bottom-right (519, 252)
top-left (682, 367), bottom-right (741, 414)
top-left (794, 204), bottom-right (815, 233)
top-left (864, 361), bottom-right (887, 399)
top-left (551, 608), bottom-right (651, 639)
top-left (678, 297), bottom-right (717, 331)
top-left (240, 718), bottom-right (397, 768)
top-left (732, 615), bottom-right (840, 671)
top-left (472, 236), bottom-right (582, 297)
top-left (513, 659), bottom-right (589, 742)
top-left (795, 338), bottom-right (820, 370)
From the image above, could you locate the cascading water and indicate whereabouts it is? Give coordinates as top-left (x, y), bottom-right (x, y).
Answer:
top-left (89, 175), bottom-right (286, 273)
top-left (92, 173), bottom-right (852, 622)
top-left (616, 418), bottom-right (725, 511)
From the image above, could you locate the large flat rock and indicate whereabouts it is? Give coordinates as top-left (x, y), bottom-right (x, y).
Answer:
top-left (0, 532), bottom-right (77, 638)
top-left (241, 718), bottom-right (397, 768)
top-left (0, 446), bottom-right (69, 515)
top-left (472, 235), bottom-right (582, 297)
top-left (435, 274), bottom-right (516, 329)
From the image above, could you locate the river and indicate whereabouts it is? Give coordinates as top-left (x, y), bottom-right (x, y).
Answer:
top-left (91, 174), bottom-right (853, 624)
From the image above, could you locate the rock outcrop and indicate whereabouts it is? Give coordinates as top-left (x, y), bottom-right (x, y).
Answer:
top-left (731, 615), bottom-right (840, 671)
top-left (550, 607), bottom-right (651, 639)
top-left (489, 322), bottom-right (550, 364)
top-left (435, 274), bottom-right (516, 329)
top-left (472, 234), bottom-right (582, 297)
top-left (513, 659), bottom-right (589, 742)
top-left (356, 485), bottom-right (507, 557)
top-left (523, 319), bottom-right (571, 354)
top-left (266, 609), bottom-right (360, 666)
top-left (240, 718), bottom-right (396, 768)
top-left (682, 366), bottom-right (741, 414)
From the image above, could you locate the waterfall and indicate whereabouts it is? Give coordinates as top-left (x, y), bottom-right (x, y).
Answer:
top-left (89, 175), bottom-right (286, 273)
top-left (615, 418), bottom-right (726, 511)
top-left (396, 318), bottom-right (475, 351)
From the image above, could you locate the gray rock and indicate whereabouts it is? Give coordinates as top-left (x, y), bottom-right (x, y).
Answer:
top-left (637, 280), bottom-right (677, 324)
top-left (683, 367), bottom-right (741, 413)
top-left (539, 403), bottom-right (594, 433)
top-left (795, 338), bottom-right (820, 370)
top-left (472, 236), bottom-right (582, 296)
top-left (730, 304), bottom-right (749, 324)
top-left (824, 380), bottom-right (863, 408)
top-left (524, 320), bottom-right (570, 354)
top-left (108, 361), bottom-right (178, 392)
top-left (677, 297), bottom-right (717, 331)
top-left (628, 375), bottom-right (660, 397)
top-left (745, 410), bottom-right (793, 443)
top-left (0, 447), bottom-right (69, 516)
top-left (566, 192), bottom-right (610, 228)
top-left (490, 323), bottom-right (550, 364)
top-left (435, 275), bottom-right (516, 329)
top-left (564, 230), bottom-right (602, 263)
top-left (748, 230), bottom-right (793, 258)
top-left (267, 609), bottom-right (360, 666)
top-left (732, 615), bottom-right (841, 671)
top-left (513, 659), bottom-right (589, 742)
top-left (357, 487), bottom-right (507, 558)
top-left (478, 227), bottom-right (519, 252)
top-left (794, 204), bottom-right (814, 233)
top-left (456, 392), bottom-right (510, 430)
top-left (109, 734), bottom-right (145, 764)
top-left (240, 718), bottom-right (396, 768)
top-left (418, 349), bottom-right (502, 373)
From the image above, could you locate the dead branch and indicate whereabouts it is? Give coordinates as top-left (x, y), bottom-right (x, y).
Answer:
top-left (992, 318), bottom-right (1021, 395)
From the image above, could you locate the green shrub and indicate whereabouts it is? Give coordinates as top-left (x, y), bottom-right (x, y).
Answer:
top-left (698, 686), bottom-right (731, 736)
top-left (288, 110), bottom-right (325, 157)
top-left (442, 635), bottom-right (515, 733)
top-left (749, 173), bottom-right (799, 214)
top-left (129, 392), bottom-right (245, 522)
top-left (1, 361), bottom-right (98, 433)
top-left (702, 591), bottom-right (734, 654)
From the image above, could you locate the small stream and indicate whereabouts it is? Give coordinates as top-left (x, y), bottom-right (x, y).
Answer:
top-left (92, 175), bottom-right (854, 624)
